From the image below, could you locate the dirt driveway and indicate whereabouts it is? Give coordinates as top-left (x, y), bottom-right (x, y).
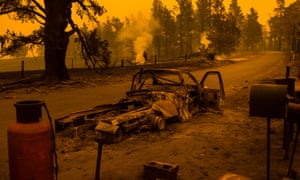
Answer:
top-left (0, 52), bottom-right (298, 180)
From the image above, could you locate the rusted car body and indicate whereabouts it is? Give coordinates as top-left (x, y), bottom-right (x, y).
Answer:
top-left (55, 68), bottom-right (225, 143)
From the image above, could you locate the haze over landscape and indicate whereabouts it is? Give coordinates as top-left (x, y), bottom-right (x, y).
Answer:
top-left (100, 0), bottom-right (296, 25)
top-left (1, 1), bottom-right (300, 179)
top-left (0, 0), bottom-right (297, 34)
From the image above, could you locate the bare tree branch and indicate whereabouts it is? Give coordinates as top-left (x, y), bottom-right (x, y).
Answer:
top-left (72, 0), bottom-right (105, 24)
top-left (66, 16), bottom-right (94, 68)
top-left (33, 16), bottom-right (46, 26)
top-left (0, 27), bottom-right (44, 57)
top-left (31, 0), bottom-right (46, 15)
top-left (0, 7), bottom-right (46, 20)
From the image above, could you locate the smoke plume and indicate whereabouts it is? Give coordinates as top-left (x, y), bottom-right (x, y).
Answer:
top-left (134, 32), bottom-right (153, 64)
top-left (118, 12), bottom-right (159, 64)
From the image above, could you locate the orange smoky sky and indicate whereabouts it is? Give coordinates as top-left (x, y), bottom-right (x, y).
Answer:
top-left (0, 0), bottom-right (297, 34)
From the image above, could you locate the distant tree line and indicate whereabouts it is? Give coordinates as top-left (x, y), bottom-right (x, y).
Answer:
top-left (93, 0), bottom-right (264, 63)
top-left (268, 0), bottom-right (300, 52)
top-left (61, 0), bottom-right (266, 66)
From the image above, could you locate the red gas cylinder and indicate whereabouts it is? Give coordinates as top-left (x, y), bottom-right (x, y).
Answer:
top-left (7, 100), bottom-right (54, 180)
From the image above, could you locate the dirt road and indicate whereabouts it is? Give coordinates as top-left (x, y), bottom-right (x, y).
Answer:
top-left (0, 51), bottom-right (295, 179)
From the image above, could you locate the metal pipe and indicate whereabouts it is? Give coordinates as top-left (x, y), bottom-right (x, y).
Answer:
top-left (95, 141), bottom-right (103, 180)
top-left (286, 66), bottom-right (290, 79)
top-left (287, 124), bottom-right (300, 177)
top-left (266, 117), bottom-right (270, 180)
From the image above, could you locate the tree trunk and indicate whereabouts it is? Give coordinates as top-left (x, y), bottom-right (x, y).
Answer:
top-left (44, 0), bottom-right (70, 82)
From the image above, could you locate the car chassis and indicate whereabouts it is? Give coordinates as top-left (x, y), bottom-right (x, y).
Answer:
top-left (55, 68), bottom-right (225, 144)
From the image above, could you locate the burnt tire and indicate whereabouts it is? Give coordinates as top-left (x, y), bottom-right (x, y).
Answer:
top-left (154, 116), bottom-right (166, 131)
top-left (115, 128), bottom-right (124, 143)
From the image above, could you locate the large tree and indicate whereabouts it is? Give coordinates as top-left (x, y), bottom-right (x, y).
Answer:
top-left (243, 8), bottom-right (263, 50)
top-left (228, 0), bottom-right (244, 27)
top-left (207, 0), bottom-right (240, 54)
top-left (175, 0), bottom-right (194, 57)
top-left (151, 0), bottom-right (164, 59)
top-left (0, 0), bottom-right (108, 82)
top-left (195, 0), bottom-right (211, 34)
top-left (151, 0), bottom-right (177, 60)
top-left (100, 17), bottom-right (123, 65)
top-left (228, 0), bottom-right (244, 50)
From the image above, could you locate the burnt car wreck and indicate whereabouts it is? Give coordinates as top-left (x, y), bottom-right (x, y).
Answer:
top-left (55, 68), bottom-right (225, 143)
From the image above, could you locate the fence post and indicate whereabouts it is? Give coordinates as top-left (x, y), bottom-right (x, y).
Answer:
top-left (71, 58), bottom-right (74, 70)
top-left (121, 59), bottom-right (124, 68)
top-left (286, 65), bottom-right (290, 78)
top-left (21, 60), bottom-right (24, 79)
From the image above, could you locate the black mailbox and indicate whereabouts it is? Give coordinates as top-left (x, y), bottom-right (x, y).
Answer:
top-left (249, 84), bottom-right (288, 118)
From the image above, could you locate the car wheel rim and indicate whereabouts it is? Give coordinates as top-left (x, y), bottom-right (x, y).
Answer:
top-left (156, 117), bottom-right (166, 130)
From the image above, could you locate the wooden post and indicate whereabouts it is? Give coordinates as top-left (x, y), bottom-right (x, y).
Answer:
top-left (266, 117), bottom-right (270, 180)
top-left (71, 58), bottom-right (74, 70)
top-left (285, 66), bottom-right (291, 79)
top-left (21, 61), bottom-right (24, 79)
top-left (298, 66), bottom-right (300, 79)
top-left (121, 59), bottom-right (124, 68)
top-left (95, 141), bottom-right (103, 180)
top-left (286, 66), bottom-right (290, 78)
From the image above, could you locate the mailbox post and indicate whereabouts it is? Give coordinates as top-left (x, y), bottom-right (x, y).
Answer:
top-left (285, 102), bottom-right (300, 177)
top-left (249, 84), bottom-right (288, 180)
top-left (94, 133), bottom-right (117, 180)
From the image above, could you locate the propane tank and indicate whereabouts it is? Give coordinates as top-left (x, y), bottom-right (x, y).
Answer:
top-left (7, 100), bottom-right (54, 180)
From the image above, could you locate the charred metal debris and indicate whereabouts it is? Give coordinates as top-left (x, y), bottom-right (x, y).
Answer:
top-left (55, 68), bottom-right (225, 143)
